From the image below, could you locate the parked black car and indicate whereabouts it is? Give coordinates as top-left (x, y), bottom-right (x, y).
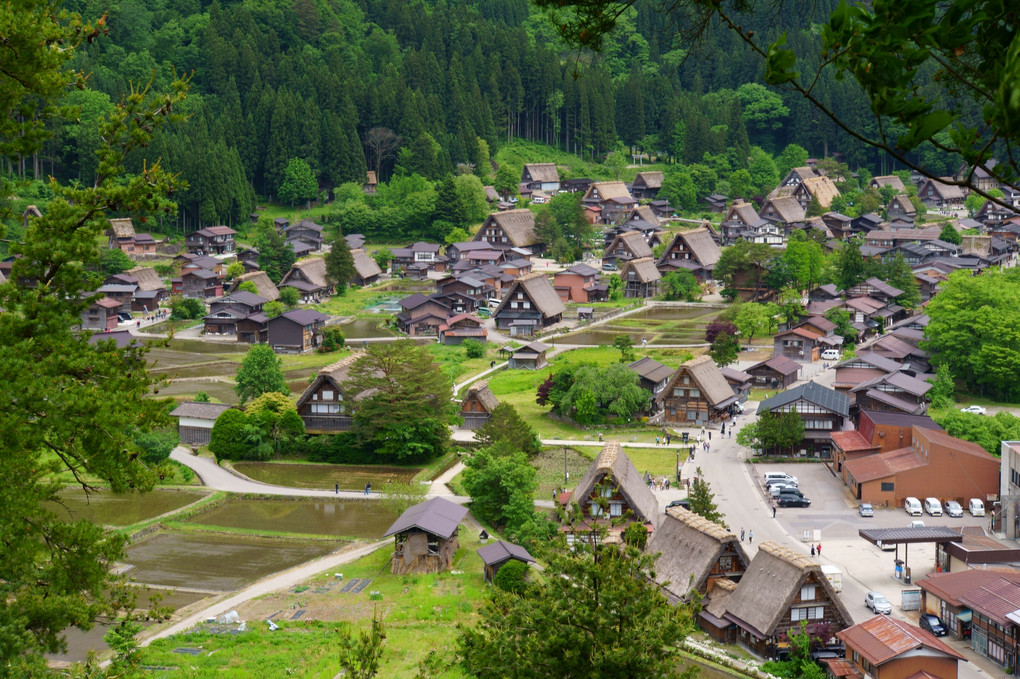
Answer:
top-left (665, 499), bottom-right (690, 513)
top-left (777, 494), bottom-right (811, 508)
top-left (919, 614), bottom-right (948, 636)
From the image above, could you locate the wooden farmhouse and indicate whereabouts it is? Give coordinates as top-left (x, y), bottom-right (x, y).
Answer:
top-left (791, 175), bottom-right (840, 212)
top-left (627, 356), bottom-right (674, 402)
top-left (603, 230), bottom-right (653, 268)
top-left (492, 273), bottom-right (565, 335)
top-left (618, 257), bottom-right (661, 298)
top-left (229, 270), bottom-right (281, 301)
top-left (396, 293), bottom-right (452, 336)
top-left (658, 356), bottom-right (738, 425)
top-left (631, 171), bottom-right (664, 200)
top-left (521, 163), bottom-right (560, 193)
top-left (460, 380), bottom-right (498, 430)
top-left (280, 257), bottom-right (332, 303)
top-left (284, 219), bottom-right (324, 251)
top-left (81, 297), bottom-right (121, 331)
top-left (508, 342), bottom-right (549, 370)
top-left (351, 248), bottom-right (382, 286)
top-left (561, 441), bottom-right (657, 546)
top-left (656, 228), bottom-right (722, 282)
top-left (917, 177), bottom-right (966, 209)
top-left (720, 201), bottom-right (768, 245)
top-left (170, 402), bottom-right (233, 446)
top-left (870, 175), bottom-right (906, 192)
top-left (202, 291), bottom-right (268, 337)
top-left (647, 506), bottom-right (750, 603)
top-left (758, 382), bottom-right (850, 457)
top-left (759, 195), bottom-right (806, 229)
top-left (266, 308), bottom-right (327, 353)
top-left (438, 313), bottom-right (487, 345)
top-left (746, 355), bottom-right (801, 390)
top-left (700, 541), bottom-right (853, 658)
top-left (185, 225), bottom-right (236, 255)
top-left (474, 209), bottom-right (543, 254)
top-left (721, 367), bottom-right (752, 401)
top-left (477, 540), bottom-right (535, 584)
top-left (553, 263), bottom-right (607, 303)
top-left (836, 615), bottom-right (964, 679)
top-left (384, 497), bottom-right (469, 574)
top-left (296, 352), bottom-right (364, 432)
top-left (582, 181), bottom-right (636, 223)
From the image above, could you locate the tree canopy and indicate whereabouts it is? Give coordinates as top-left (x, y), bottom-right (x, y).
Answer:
top-left (235, 344), bottom-right (289, 404)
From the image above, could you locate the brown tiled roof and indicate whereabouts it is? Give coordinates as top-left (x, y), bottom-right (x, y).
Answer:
top-left (619, 257), bottom-right (661, 284)
top-left (570, 442), bottom-right (658, 524)
top-left (628, 356), bottom-right (674, 383)
top-left (918, 569), bottom-right (1020, 607)
top-left (917, 427), bottom-right (996, 461)
top-left (838, 615), bottom-right (963, 666)
top-left (830, 430), bottom-right (878, 453)
top-left (94, 296), bottom-right (122, 309)
top-left (842, 446), bottom-right (927, 482)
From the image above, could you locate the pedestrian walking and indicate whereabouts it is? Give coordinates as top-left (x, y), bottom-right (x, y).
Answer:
top-left (748, 530), bottom-right (754, 544)
top-left (598, 432), bottom-right (603, 442)
top-left (772, 505), bottom-right (777, 518)
top-left (721, 423), bottom-right (726, 435)
top-left (817, 543), bottom-right (822, 556)
top-left (811, 545), bottom-right (816, 556)
top-left (335, 482), bottom-right (339, 495)
top-left (364, 483), bottom-right (371, 495)
top-left (729, 429), bottom-right (732, 438)
top-left (740, 528), bottom-right (745, 542)
top-left (709, 432), bottom-right (712, 441)
top-left (656, 436), bottom-right (660, 446)
top-left (666, 434), bottom-right (671, 445)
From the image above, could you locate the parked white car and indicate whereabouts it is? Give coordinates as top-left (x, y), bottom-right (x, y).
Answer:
top-left (924, 497), bottom-right (943, 517)
top-left (904, 497), bottom-right (922, 516)
top-left (970, 498), bottom-right (986, 516)
top-left (961, 405), bottom-right (987, 415)
top-left (866, 591), bottom-right (892, 615)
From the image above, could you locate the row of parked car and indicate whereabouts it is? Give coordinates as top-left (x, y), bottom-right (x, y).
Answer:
top-left (763, 472), bottom-right (811, 508)
top-left (903, 496), bottom-right (984, 518)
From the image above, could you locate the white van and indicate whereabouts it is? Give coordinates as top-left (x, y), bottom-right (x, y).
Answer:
top-left (764, 472), bottom-right (798, 486)
top-left (924, 497), bottom-right (943, 516)
top-left (821, 565), bottom-right (843, 593)
top-left (820, 349), bottom-right (841, 361)
top-left (904, 497), bottom-right (923, 516)
top-left (969, 498), bottom-right (985, 516)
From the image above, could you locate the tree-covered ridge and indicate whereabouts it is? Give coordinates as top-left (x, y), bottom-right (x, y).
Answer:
top-left (23, 0), bottom-right (961, 233)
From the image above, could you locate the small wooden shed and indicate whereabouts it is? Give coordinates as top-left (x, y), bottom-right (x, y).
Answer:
top-left (461, 380), bottom-right (499, 430)
top-left (477, 540), bottom-right (535, 583)
top-left (384, 497), bottom-right (469, 574)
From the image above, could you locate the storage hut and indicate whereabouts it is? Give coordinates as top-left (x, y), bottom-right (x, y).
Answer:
top-left (384, 497), bottom-right (469, 574)
top-left (477, 540), bottom-right (535, 583)
top-left (461, 380), bottom-right (499, 430)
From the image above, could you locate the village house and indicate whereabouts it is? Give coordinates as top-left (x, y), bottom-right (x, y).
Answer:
top-left (520, 163), bottom-right (560, 193)
top-left (870, 175), bottom-right (907, 193)
top-left (553, 263), bottom-right (607, 303)
top-left (280, 257), bottom-right (332, 303)
top-left (836, 615), bottom-right (964, 679)
top-left (363, 171), bottom-right (378, 194)
top-left (603, 230), bottom-right (653, 268)
top-left (700, 541), bottom-right (853, 658)
top-left (975, 199), bottom-right (1018, 226)
top-left (460, 380), bottom-right (498, 430)
top-left (887, 195), bottom-right (917, 222)
top-left (81, 297), bottom-right (121, 331)
top-left (185, 225), bottom-right (236, 255)
top-left (746, 355), bottom-right (801, 390)
top-left (582, 181), bottom-right (636, 224)
top-left (169, 402), bottom-right (233, 447)
top-left (773, 326), bottom-right (824, 362)
top-left (759, 195), bottom-right (806, 230)
top-left (821, 211), bottom-right (854, 239)
top-left (123, 266), bottom-right (168, 312)
top-left (560, 442), bottom-right (657, 546)
top-left (647, 505), bottom-right (750, 603)
top-left (474, 209), bottom-right (543, 254)
top-left (284, 219), bottom-right (324, 251)
top-left (391, 242), bottom-right (446, 279)
top-left (106, 217), bottom-right (160, 256)
top-left (703, 193), bottom-right (728, 213)
top-left (295, 352), bottom-right (364, 432)
top-left (758, 382), bottom-right (850, 457)
top-left (350, 249), bottom-right (382, 286)
top-left (842, 425), bottom-right (999, 506)
top-left (618, 257), bottom-right (661, 298)
top-left (508, 342), bottom-right (549, 370)
top-left (630, 171), bottom-right (664, 200)
top-left (627, 356), bottom-right (674, 404)
top-left (560, 177), bottom-right (594, 194)
top-left (438, 313), bottom-right (487, 346)
top-left (778, 166), bottom-right (819, 188)
top-left (396, 293), bottom-right (451, 336)
top-left (658, 356), bottom-right (738, 425)
top-left (435, 275), bottom-right (492, 308)
top-left (492, 273), bottom-right (565, 335)
top-left (721, 367), bottom-right (753, 401)
top-left (791, 175), bottom-right (841, 212)
top-left (385, 497), bottom-right (469, 575)
top-left (236, 247), bottom-right (259, 271)
top-left (446, 241), bottom-right (497, 262)
top-left (917, 177), bottom-right (966, 210)
top-left (265, 308), bottom-right (327, 353)
top-left (179, 267), bottom-right (223, 300)
top-left (849, 371), bottom-right (931, 417)
top-left (918, 569), bottom-right (1020, 643)
top-left (955, 159), bottom-right (1002, 192)
top-left (477, 541), bottom-right (535, 584)
top-left (656, 228), bottom-right (722, 282)
top-left (202, 291), bottom-right (267, 337)
top-left (832, 351), bottom-right (905, 393)
top-left (95, 282), bottom-right (136, 312)
top-left (720, 201), bottom-right (769, 245)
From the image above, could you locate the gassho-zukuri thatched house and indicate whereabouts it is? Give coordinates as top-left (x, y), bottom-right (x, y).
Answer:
top-left (461, 380), bottom-right (498, 430)
top-left (646, 505), bottom-right (750, 603)
top-left (477, 540), bottom-right (535, 583)
top-left (700, 541), bottom-right (854, 658)
top-left (384, 497), bottom-right (469, 574)
top-left (559, 441), bottom-right (658, 546)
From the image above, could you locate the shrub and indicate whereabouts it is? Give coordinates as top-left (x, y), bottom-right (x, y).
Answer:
top-left (320, 326), bottom-right (346, 352)
top-left (493, 559), bottom-right (529, 595)
top-left (463, 338), bottom-right (486, 359)
top-left (169, 296), bottom-right (205, 320)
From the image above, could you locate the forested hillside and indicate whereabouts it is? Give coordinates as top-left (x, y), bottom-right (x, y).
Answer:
top-left (16, 0), bottom-right (961, 231)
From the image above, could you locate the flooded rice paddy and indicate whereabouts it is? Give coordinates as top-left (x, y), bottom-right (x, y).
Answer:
top-left (46, 488), bottom-right (209, 526)
top-left (564, 305), bottom-right (724, 345)
top-left (187, 498), bottom-right (398, 539)
top-left (232, 461), bottom-right (420, 490)
top-left (339, 318), bottom-right (396, 338)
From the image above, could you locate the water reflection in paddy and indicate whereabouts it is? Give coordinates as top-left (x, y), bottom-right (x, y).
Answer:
top-left (189, 498), bottom-right (398, 539)
top-left (46, 488), bottom-right (209, 526)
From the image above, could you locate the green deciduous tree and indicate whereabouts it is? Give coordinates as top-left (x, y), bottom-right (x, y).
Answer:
top-left (225, 261), bottom-right (245, 279)
top-left (550, 363), bottom-right (648, 425)
top-left (458, 530), bottom-right (696, 679)
top-left (474, 403), bottom-right (541, 457)
top-left (279, 286), bottom-right (300, 308)
top-left (776, 144), bottom-right (809, 179)
top-left (492, 559), bottom-right (529, 594)
top-left (170, 295), bottom-right (205, 320)
top-left (709, 331), bottom-right (740, 367)
top-left (278, 157), bottom-right (319, 207)
top-left (131, 428), bottom-right (180, 465)
top-left (344, 340), bottom-right (453, 461)
top-left (494, 164), bottom-right (519, 201)
top-left (939, 222), bottom-right (962, 245)
top-left (252, 218), bottom-right (297, 283)
top-left (733, 303), bottom-right (772, 343)
top-left (927, 363), bottom-right (956, 410)
top-left (613, 335), bottom-right (636, 363)
top-left (824, 308), bottom-right (857, 346)
top-left (100, 247), bottom-right (134, 275)
top-left (235, 344), bottom-right (289, 404)
top-left (923, 268), bottom-right (1020, 401)
top-left (661, 270), bottom-right (701, 301)
top-left (659, 167), bottom-right (697, 212)
top-left (462, 447), bottom-right (539, 533)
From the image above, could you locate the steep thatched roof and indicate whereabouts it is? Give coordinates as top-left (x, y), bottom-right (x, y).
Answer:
top-left (631, 205), bottom-right (661, 227)
top-left (634, 171), bottom-right (664, 189)
top-left (605, 230), bottom-right (653, 259)
top-left (464, 380), bottom-right (499, 413)
top-left (585, 181), bottom-right (633, 202)
top-left (619, 257), bottom-right (661, 284)
top-left (658, 356), bottom-right (735, 407)
top-left (351, 248), bottom-right (382, 281)
top-left (571, 441), bottom-right (658, 524)
top-left (125, 266), bottom-right (165, 291)
top-left (718, 541), bottom-right (853, 638)
top-left (480, 209), bottom-right (538, 247)
top-left (658, 228), bottom-right (721, 270)
top-left (762, 196), bottom-right (807, 224)
top-left (230, 271), bottom-right (280, 301)
top-left (648, 506), bottom-right (749, 600)
top-left (871, 175), bottom-right (906, 192)
top-left (282, 256), bottom-right (328, 288)
top-left (800, 176), bottom-right (841, 209)
top-left (493, 273), bottom-right (566, 319)
top-left (295, 351), bottom-right (365, 407)
top-left (108, 218), bottom-right (135, 238)
top-left (724, 201), bottom-right (760, 225)
top-left (524, 163), bottom-right (560, 183)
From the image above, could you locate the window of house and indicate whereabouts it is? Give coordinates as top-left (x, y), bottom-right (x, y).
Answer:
top-left (589, 502), bottom-right (603, 517)
top-left (801, 585), bottom-right (816, 601)
top-left (719, 556), bottom-right (733, 571)
top-left (791, 608), bottom-right (808, 621)
top-left (673, 388), bottom-right (684, 398)
top-left (690, 389), bottom-right (700, 398)
top-left (881, 482), bottom-right (894, 492)
top-left (610, 502), bottom-right (623, 517)
top-left (809, 606), bottom-right (824, 619)
top-left (322, 390), bottom-right (334, 401)
top-left (686, 410), bottom-right (698, 421)
top-left (683, 376), bottom-right (690, 385)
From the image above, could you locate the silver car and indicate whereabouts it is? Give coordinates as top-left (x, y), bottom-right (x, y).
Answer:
top-left (945, 500), bottom-right (964, 518)
top-left (859, 503), bottom-right (874, 517)
top-left (866, 591), bottom-right (892, 615)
